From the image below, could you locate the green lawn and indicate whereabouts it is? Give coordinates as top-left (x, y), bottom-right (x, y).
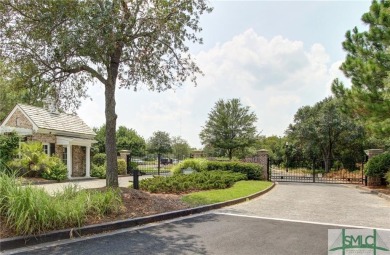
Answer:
top-left (181, 180), bottom-right (273, 206)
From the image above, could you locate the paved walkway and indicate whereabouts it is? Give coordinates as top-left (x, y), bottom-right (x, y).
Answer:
top-left (218, 182), bottom-right (390, 229)
top-left (31, 175), bottom-right (154, 195)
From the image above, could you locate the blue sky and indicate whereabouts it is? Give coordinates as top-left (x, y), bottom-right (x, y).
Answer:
top-left (77, 1), bottom-right (371, 149)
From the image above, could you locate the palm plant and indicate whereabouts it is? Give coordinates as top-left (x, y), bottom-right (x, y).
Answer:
top-left (19, 142), bottom-right (49, 171)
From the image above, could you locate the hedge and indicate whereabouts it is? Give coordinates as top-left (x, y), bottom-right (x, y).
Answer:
top-left (139, 170), bottom-right (247, 193)
top-left (172, 158), bottom-right (263, 180)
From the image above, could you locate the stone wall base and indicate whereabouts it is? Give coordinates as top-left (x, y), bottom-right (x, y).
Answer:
top-left (367, 176), bottom-right (383, 186)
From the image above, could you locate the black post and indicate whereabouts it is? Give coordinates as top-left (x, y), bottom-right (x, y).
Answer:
top-left (267, 158), bottom-right (270, 181)
top-left (157, 153), bottom-right (161, 176)
top-left (286, 157), bottom-right (288, 173)
top-left (126, 154), bottom-right (131, 174)
top-left (133, 169), bottom-right (139, 189)
top-left (361, 160), bottom-right (365, 185)
top-left (312, 160), bottom-right (315, 183)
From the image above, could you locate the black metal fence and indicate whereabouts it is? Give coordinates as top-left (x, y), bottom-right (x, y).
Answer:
top-left (126, 153), bottom-right (187, 176)
top-left (270, 158), bottom-right (365, 184)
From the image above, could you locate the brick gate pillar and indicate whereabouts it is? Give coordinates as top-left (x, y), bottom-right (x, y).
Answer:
top-left (257, 150), bottom-right (269, 181)
top-left (364, 149), bottom-right (384, 186)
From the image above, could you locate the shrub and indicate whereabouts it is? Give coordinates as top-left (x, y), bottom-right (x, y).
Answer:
top-left (18, 142), bottom-right (49, 172)
top-left (0, 132), bottom-right (19, 163)
top-left (171, 158), bottom-right (208, 175)
top-left (9, 142), bottom-right (54, 177)
top-left (87, 188), bottom-right (123, 215)
top-left (41, 157), bottom-right (67, 181)
top-left (0, 172), bottom-right (19, 215)
top-left (117, 158), bottom-right (127, 175)
top-left (386, 171), bottom-right (390, 186)
top-left (172, 159), bottom-right (262, 180)
top-left (91, 164), bottom-right (106, 179)
top-left (6, 160), bottom-right (22, 172)
top-left (9, 144), bottom-right (68, 180)
top-left (365, 152), bottom-right (390, 177)
top-left (0, 172), bottom-right (122, 236)
top-left (92, 153), bottom-right (106, 166)
top-left (207, 161), bottom-right (262, 180)
top-left (129, 162), bottom-right (139, 171)
top-left (140, 170), bottom-right (247, 193)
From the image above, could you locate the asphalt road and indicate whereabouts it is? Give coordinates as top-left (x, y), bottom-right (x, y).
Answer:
top-left (6, 213), bottom-right (349, 255)
top-left (5, 183), bottom-right (390, 255)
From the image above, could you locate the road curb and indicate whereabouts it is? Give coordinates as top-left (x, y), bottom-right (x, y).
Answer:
top-left (0, 182), bottom-right (275, 251)
top-left (355, 185), bottom-right (390, 202)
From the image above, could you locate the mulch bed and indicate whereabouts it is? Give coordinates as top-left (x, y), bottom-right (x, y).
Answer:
top-left (0, 187), bottom-right (191, 239)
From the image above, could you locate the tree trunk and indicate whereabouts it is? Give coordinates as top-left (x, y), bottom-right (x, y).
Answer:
top-left (324, 157), bottom-right (331, 173)
top-left (157, 153), bottom-right (161, 176)
top-left (105, 79), bottom-right (118, 187)
top-left (228, 149), bottom-right (233, 160)
top-left (104, 44), bottom-right (123, 188)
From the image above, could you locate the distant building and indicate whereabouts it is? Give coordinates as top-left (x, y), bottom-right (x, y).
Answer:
top-left (190, 150), bottom-right (204, 158)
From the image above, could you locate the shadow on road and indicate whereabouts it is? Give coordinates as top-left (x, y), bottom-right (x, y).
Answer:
top-left (16, 214), bottom-right (220, 255)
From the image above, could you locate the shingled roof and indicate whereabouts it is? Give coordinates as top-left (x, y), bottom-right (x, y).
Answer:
top-left (17, 104), bottom-right (96, 137)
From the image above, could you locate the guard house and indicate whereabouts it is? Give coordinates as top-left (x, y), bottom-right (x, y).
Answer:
top-left (0, 104), bottom-right (96, 178)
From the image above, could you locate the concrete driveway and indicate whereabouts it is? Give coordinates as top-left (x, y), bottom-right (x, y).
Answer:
top-left (217, 182), bottom-right (390, 229)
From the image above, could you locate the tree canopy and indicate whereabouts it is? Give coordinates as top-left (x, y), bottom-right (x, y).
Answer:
top-left (256, 135), bottom-right (285, 165)
top-left (171, 136), bottom-right (191, 159)
top-left (286, 97), bottom-right (365, 172)
top-left (332, 0), bottom-right (390, 139)
top-left (0, 132), bottom-right (19, 164)
top-left (92, 124), bottom-right (106, 154)
top-left (147, 131), bottom-right (172, 155)
top-left (0, 59), bottom-right (49, 122)
top-left (0, 0), bottom-right (211, 187)
top-left (199, 98), bottom-right (258, 160)
top-left (116, 126), bottom-right (145, 156)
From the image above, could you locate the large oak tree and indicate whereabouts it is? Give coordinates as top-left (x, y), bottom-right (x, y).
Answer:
top-left (0, 0), bottom-right (211, 187)
top-left (0, 59), bottom-right (49, 122)
top-left (286, 97), bottom-right (365, 172)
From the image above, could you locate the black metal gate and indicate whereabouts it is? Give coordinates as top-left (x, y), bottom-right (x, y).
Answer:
top-left (269, 159), bottom-right (365, 184)
top-left (127, 152), bottom-right (186, 176)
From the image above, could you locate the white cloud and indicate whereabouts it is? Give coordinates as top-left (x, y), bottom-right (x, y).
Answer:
top-left (77, 29), bottom-right (341, 148)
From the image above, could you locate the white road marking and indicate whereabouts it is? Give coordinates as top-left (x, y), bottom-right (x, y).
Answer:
top-left (214, 212), bottom-right (390, 231)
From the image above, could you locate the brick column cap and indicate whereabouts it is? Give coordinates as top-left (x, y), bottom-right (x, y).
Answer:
top-left (364, 149), bottom-right (384, 157)
top-left (258, 149), bottom-right (269, 154)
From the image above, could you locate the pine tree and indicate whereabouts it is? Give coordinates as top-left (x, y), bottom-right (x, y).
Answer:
top-left (332, 0), bottom-right (390, 139)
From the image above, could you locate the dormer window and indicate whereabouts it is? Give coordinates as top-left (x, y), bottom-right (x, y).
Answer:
top-left (16, 117), bottom-right (20, 127)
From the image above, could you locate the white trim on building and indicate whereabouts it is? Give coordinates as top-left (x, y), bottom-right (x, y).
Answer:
top-left (56, 136), bottom-right (96, 178)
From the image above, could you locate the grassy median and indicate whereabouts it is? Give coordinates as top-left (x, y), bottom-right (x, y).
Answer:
top-left (181, 180), bottom-right (272, 206)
